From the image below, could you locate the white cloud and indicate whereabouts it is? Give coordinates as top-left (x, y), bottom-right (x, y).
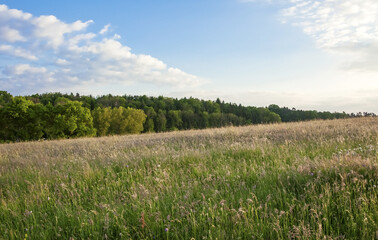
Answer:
top-left (0, 4), bottom-right (92, 48)
top-left (1, 64), bottom-right (54, 91)
top-left (280, 0), bottom-right (378, 71)
top-left (282, 0), bottom-right (378, 49)
top-left (0, 44), bottom-right (37, 60)
top-left (0, 4), bottom-right (32, 21)
top-left (0, 26), bottom-right (26, 42)
top-left (5, 64), bottom-right (47, 75)
top-left (243, 0), bottom-right (378, 71)
top-left (0, 4), bottom-right (202, 94)
top-left (32, 15), bottom-right (93, 48)
top-left (0, 5), bottom-right (32, 43)
top-left (56, 58), bottom-right (69, 65)
top-left (99, 24), bottom-right (111, 35)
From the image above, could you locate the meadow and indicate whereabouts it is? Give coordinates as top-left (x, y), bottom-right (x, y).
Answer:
top-left (0, 118), bottom-right (377, 239)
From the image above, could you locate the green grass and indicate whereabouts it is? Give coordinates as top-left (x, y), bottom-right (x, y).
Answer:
top-left (0, 118), bottom-right (377, 239)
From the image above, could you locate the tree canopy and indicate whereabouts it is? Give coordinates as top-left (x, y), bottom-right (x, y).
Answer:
top-left (0, 91), bottom-right (372, 142)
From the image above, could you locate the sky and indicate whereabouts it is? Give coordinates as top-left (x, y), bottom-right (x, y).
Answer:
top-left (0, 0), bottom-right (377, 113)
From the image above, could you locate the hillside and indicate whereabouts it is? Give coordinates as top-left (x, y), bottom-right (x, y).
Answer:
top-left (0, 118), bottom-right (377, 239)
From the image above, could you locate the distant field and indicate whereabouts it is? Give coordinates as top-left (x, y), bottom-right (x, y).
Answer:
top-left (0, 118), bottom-right (377, 239)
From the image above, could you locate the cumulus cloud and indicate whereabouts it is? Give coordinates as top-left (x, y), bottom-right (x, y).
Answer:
top-left (1, 64), bottom-right (54, 92)
top-left (0, 4), bottom-right (32, 21)
top-left (0, 26), bottom-right (26, 42)
top-left (5, 64), bottom-right (47, 75)
top-left (32, 15), bottom-right (94, 49)
top-left (0, 4), bottom-right (202, 94)
top-left (0, 44), bottom-right (37, 60)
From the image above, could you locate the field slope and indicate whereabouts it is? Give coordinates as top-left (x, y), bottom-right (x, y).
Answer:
top-left (0, 118), bottom-right (377, 239)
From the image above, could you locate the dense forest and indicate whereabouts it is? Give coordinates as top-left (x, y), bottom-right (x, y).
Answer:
top-left (0, 91), bottom-right (375, 142)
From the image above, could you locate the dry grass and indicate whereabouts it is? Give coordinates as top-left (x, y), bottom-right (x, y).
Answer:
top-left (0, 118), bottom-right (377, 239)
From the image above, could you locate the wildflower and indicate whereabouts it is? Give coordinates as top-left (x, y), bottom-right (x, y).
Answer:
top-left (165, 228), bottom-right (169, 232)
top-left (24, 210), bottom-right (33, 217)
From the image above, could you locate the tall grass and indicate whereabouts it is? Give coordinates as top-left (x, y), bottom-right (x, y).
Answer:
top-left (0, 118), bottom-right (377, 239)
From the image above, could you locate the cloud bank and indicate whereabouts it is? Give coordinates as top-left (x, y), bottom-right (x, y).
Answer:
top-left (0, 4), bottom-right (201, 94)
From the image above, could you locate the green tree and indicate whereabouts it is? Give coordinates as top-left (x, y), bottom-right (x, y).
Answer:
top-left (108, 107), bottom-right (126, 135)
top-left (199, 111), bottom-right (209, 129)
top-left (108, 107), bottom-right (146, 135)
top-left (209, 112), bottom-right (222, 128)
top-left (203, 100), bottom-right (220, 113)
top-left (44, 100), bottom-right (96, 139)
top-left (92, 107), bottom-right (112, 136)
top-left (122, 107), bottom-right (147, 134)
top-left (143, 106), bottom-right (157, 133)
top-left (0, 91), bottom-right (13, 107)
top-left (182, 110), bottom-right (198, 129)
top-left (167, 110), bottom-right (183, 130)
top-left (257, 108), bottom-right (281, 123)
top-left (54, 97), bottom-right (71, 106)
top-left (155, 109), bottom-right (167, 132)
top-left (0, 97), bottom-right (45, 141)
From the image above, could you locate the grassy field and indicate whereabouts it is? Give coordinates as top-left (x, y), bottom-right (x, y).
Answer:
top-left (0, 118), bottom-right (377, 239)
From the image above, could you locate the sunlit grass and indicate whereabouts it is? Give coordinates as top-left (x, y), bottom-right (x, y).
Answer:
top-left (0, 118), bottom-right (377, 239)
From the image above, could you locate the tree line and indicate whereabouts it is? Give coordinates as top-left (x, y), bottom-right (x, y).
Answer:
top-left (267, 104), bottom-right (375, 122)
top-left (0, 91), bottom-right (374, 142)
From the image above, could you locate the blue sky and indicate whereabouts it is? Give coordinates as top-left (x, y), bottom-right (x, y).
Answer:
top-left (0, 0), bottom-right (377, 112)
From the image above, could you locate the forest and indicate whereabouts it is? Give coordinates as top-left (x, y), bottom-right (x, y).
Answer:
top-left (0, 91), bottom-right (374, 142)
